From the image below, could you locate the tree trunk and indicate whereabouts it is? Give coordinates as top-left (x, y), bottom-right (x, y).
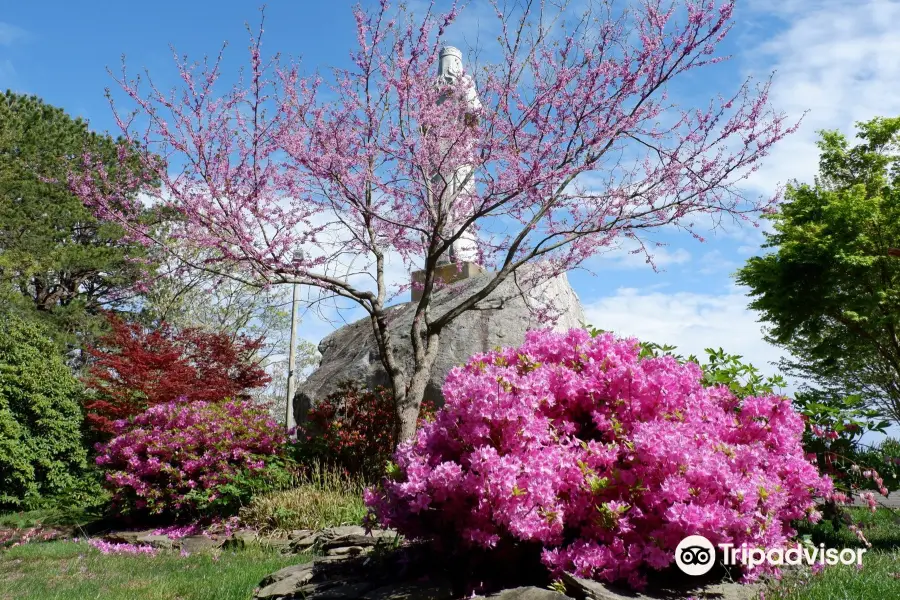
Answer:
top-left (391, 315), bottom-right (442, 442)
top-left (397, 360), bottom-right (436, 441)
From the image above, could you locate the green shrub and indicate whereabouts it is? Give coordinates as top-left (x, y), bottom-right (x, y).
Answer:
top-left (0, 316), bottom-right (89, 508)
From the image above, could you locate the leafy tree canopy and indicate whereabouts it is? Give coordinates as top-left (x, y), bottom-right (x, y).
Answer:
top-left (736, 116), bottom-right (900, 421)
top-left (0, 91), bottom-right (155, 352)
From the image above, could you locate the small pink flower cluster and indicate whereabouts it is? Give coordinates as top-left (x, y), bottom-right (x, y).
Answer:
top-left (367, 329), bottom-right (833, 589)
top-left (847, 524), bottom-right (872, 548)
top-left (810, 425), bottom-right (839, 440)
top-left (152, 523), bottom-right (203, 539)
top-left (861, 470), bottom-right (889, 498)
top-left (150, 516), bottom-right (242, 541)
top-left (96, 399), bottom-right (286, 518)
top-left (87, 539), bottom-right (159, 556)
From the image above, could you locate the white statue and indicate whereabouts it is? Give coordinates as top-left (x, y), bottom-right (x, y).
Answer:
top-left (433, 46), bottom-right (480, 265)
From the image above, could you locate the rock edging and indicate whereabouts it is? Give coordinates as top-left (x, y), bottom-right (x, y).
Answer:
top-left (252, 527), bottom-right (764, 600)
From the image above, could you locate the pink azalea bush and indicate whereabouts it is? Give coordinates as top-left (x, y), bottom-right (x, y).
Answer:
top-left (366, 329), bottom-right (833, 589)
top-left (96, 399), bottom-right (289, 520)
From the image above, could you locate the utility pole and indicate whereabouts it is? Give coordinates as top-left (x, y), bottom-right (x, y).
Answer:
top-left (285, 280), bottom-right (299, 432)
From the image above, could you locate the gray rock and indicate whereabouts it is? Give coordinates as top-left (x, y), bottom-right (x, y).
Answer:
top-left (259, 562), bottom-right (316, 587)
top-left (224, 530), bottom-right (260, 550)
top-left (296, 267), bottom-right (584, 421)
top-left (325, 545), bottom-right (369, 557)
top-left (363, 580), bottom-right (455, 600)
top-left (289, 526), bottom-right (397, 555)
top-left (103, 530), bottom-right (157, 545)
top-left (290, 533), bottom-right (321, 552)
top-left (321, 525), bottom-right (370, 538)
top-left (479, 587), bottom-right (572, 600)
top-left (259, 536), bottom-right (293, 553)
top-left (308, 581), bottom-right (377, 599)
top-left (134, 534), bottom-right (176, 550)
top-left (560, 573), bottom-right (761, 600)
top-left (319, 534), bottom-right (393, 551)
top-left (313, 553), bottom-right (358, 564)
top-left (180, 535), bottom-right (222, 553)
top-left (256, 562), bottom-right (316, 599)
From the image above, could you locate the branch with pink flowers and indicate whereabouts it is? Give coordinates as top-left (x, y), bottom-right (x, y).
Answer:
top-left (71, 0), bottom-right (799, 440)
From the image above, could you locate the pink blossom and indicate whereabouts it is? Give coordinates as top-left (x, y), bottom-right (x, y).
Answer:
top-left (95, 399), bottom-right (286, 518)
top-left (367, 329), bottom-right (831, 589)
top-left (87, 539), bottom-right (159, 556)
top-left (68, 0), bottom-right (797, 439)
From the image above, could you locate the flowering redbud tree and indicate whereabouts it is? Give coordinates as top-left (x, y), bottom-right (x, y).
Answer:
top-left (72, 0), bottom-right (799, 440)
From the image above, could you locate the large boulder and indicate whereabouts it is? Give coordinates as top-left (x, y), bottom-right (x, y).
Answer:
top-left (295, 268), bottom-right (584, 423)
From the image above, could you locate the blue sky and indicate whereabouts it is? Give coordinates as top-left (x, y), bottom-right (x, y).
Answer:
top-left (3, 0), bottom-right (900, 411)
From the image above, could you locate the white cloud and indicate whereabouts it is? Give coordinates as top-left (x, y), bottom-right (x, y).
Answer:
top-left (582, 285), bottom-right (900, 443)
top-left (582, 286), bottom-right (790, 382)
top-left (591, 244), bottom-right (692, 271)
top-left (738, 0), bottom-right (900, 196)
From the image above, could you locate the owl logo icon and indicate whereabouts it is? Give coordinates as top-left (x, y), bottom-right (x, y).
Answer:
top-left (675, 535), bottom-right (716, 576)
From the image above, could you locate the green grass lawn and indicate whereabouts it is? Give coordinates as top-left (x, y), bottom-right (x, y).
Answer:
top-left (0, 464), bottom-right (361, 600)
top-left (0, 540), bottom-right (306, 600)
top-left (765, 507), bottom-right (900, 599)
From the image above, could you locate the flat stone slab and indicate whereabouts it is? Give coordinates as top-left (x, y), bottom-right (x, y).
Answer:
top-left (103, 530), bottom-right (158, 545)
top-left (134, 534), bottom-right (176, 549)
top-left (477, 588), bottom-right (572, 600)
top-left (255, 527), bottom-right (765, 600)
top-left (180, 535), bottom-right (222, 553)
top-left (561, 573), bottom-right (761, 600)
top-left (256, 563), bottom-right (316, 599)
top-left (104, 528), bottom-right (291, 553)
top-left (291, 526), bottom-right (398, 553)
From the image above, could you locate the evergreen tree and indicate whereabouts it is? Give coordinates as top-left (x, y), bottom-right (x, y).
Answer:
top-left (0, 91), bottom-right (156, 355)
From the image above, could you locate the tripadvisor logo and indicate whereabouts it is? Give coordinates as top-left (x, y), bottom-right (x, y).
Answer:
top-left (675, 535), bottom-right (716, 575)
top-left (675, 535), bottom-right (867, 575)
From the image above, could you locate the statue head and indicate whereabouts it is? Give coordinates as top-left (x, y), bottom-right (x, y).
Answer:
top-left (438, 46), bottom-right (463, 82)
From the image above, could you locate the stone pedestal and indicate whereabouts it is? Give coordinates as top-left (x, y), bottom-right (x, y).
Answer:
top-left (410, 261), bottom-right (487, 302)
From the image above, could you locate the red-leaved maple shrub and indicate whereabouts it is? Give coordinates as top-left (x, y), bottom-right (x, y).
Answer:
top-left (83, 313), bottom-right (269, 436)
top-left (293, 384), bottom-right (435, 482)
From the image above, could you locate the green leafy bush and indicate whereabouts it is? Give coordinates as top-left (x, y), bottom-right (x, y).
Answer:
top-left (794, 390), bottom-right (894, 502)
top-left (0, 316), bottom-right (89, 508)
top-left (856, 438), bottom-right (900, 494)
